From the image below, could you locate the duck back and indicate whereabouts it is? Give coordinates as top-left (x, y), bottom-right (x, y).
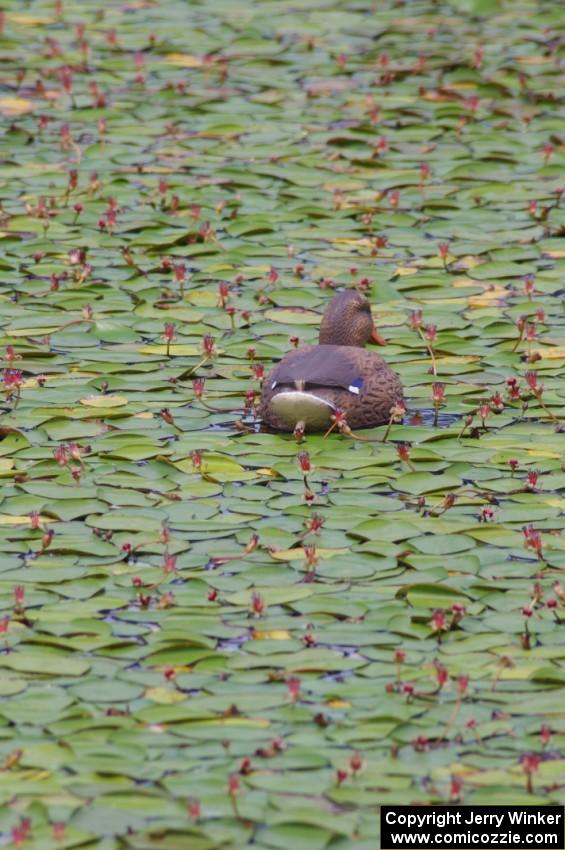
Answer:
top-left (260, 344), bottom-right (402, 431)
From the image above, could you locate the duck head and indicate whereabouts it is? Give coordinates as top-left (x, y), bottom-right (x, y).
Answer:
top-left (318, 290), bottom-right (387, 347)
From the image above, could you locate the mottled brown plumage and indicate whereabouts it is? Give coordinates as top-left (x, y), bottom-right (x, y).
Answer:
top-left (260, 290), bottom-right (403, 431)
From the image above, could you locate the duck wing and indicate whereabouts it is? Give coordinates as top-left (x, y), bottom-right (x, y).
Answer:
top-left (271, 345), bottom-right (364, 394)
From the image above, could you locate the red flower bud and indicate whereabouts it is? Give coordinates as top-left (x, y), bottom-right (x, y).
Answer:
top-left (251, 592), bottom-right (266, 616)
top-left (11, 818), bottom-right (32, 847)
top-left (187, 799), bottom-right (201, 820)
top-left (457, 675), bottom-right (469, 695)
top-left (287, 676), bottom-right (301, 701)
top-left (466, 95), bottom-right (480, 112)
top-left (163, 553), bottom-right (177, 573)
top-left (202, 335), bottom-right (215, 356)
top-left (3, 369), bottom-right (23, 389)
top-left (520, 753), bottom-right (540, 774)
top-left (539, 724), bottom-right (552, 745)
top-left (29, 511), bottom-right (40, 530)
top-left (297, 451), bottom-right (311, 473)
top-left (306, 513), bottom-right (324, 533)
top-left (60, 65), bottom-right (73, 94)
top-left (42, 529), bottom-right (54, 549)
top-left (419, 162), bottom-right (431, 181)
top-left (431, 609), bottom-right (447, 632)
top-left (432, 383), bottom-right (445, 404)
top-left (479, 403), bottom-right (491, 420)
top-left (523, 525), bottom-right (543, 554)
top-left (396, 443), bottom-right (411, 462)
top-left (192, 378), bottom-right (205, 398)
top-left (414, 735), bottom-right (429, 751)
top-left (304, 543), bottom-right (318, 569)
top-left (434, 662), bottom-right (449, 687)
top-left (450, 775), bottom-right (463, 800)
top-left (52, 821), bottom-right (65, 840)
top-left (173, 264), bottom-right (186, 283)
top-left (349, 752), bottom-right (363, 774)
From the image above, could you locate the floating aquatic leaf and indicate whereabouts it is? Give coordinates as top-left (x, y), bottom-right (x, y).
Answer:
top-left (80, 395), bottom-right (129, 407)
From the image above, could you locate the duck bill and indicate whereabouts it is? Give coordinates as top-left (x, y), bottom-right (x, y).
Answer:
top-left (370, 326), bottom-right (387, 346)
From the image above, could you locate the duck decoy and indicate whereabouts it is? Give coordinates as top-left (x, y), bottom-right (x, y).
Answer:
top-left (259, 290), bottom-right (403, 432)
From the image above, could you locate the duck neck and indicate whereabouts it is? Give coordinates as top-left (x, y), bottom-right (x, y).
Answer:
top-left (319, 314), bottom-right (366, 347)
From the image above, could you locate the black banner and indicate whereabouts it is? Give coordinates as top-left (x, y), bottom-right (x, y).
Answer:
top-left (381, 806), bottom-right (564, 849)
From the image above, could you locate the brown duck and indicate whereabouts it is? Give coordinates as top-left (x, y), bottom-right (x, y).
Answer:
top-left (260, 290), bottom-right (403, 432)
